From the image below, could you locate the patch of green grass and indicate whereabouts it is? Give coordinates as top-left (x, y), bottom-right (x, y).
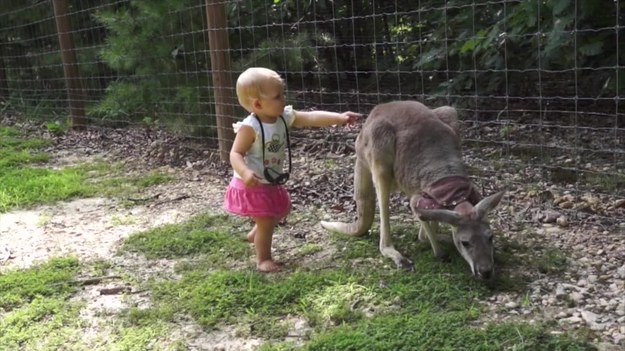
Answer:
top-left (235, 314), bottom-right (294, 340)
top-left (104, 321), bottom-right (181, 351)
top-left (298, 243), bottom-right (323, 256)
top-left (109, 198), bottom-right (602, 351)
top-left (151, 269), bottom-right (371, 330)
top-left (580, 170), bottom-right (625, 193)
top-left (288, 314), bottom-right (593, 351)
top-left (0, 297), bottom-right (86, 351)
top-left (0, 166), bottom-right (97, 211)
top-left (335, 234), bottom-right (381, 261)
top-left (535, 247), bottom-right (568, 275)
top-left (0, 126), bottom-right (51, 169)
top-left (0, 291), bottom-right (182, 351)
top-left (96, 167), bottom-right (173, 195)
top-left (115, 211), bottom-right (594, 350)
top-left (121, 213), bottom-right (250, 261)
top-left (149, 260), bottom-right (591, 349)
top-left (131, 216), bottom-right (489, 336)
top-left (0, 256), bottom-right (188, 350)
top-left (0, 257), bottom-right (80, 311)
top-left (0, 126), bottom-right (172, 212)
top-left (302, 282), bottom-right (378, 328)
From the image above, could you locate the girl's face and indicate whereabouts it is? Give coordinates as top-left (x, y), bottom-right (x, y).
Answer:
top-left (255, 79), bottom-right (286, 120)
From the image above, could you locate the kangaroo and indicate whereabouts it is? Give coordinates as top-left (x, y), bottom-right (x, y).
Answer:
top-left (321, 101), bottom-right (505, 279)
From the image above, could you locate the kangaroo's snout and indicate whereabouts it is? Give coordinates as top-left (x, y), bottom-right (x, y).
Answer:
top-left (475, 267), bottom-right (494, 280)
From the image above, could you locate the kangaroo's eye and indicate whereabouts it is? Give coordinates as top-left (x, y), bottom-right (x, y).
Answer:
top-left (488, 236), bottom-right (494, 243)
top-left (461, 241), bottom-right (471, 248)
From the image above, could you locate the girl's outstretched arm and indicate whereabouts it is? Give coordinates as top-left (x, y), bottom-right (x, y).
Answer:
top-left (292, 110), bottom-right (360, 128)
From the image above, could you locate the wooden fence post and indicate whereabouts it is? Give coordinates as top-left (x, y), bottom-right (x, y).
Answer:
top-left (0, 40), bottom-right (8, 101)
top-left (52, 0), bottom-right (87, 129)
top-left (205, 0), bottom-right (236, 161)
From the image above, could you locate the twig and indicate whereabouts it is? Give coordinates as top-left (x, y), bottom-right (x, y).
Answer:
top-left (99, 286), bottom-right (131, 295)
top-left (126, 194), bottom-right (161, 204)
top-left (56, 275), bottom-right (122, 287)
top-left (150, 194), bottom-right (191, 207)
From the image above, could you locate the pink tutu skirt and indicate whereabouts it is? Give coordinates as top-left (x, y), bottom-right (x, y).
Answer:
top-left (224, 177), bottom-right (291, 219)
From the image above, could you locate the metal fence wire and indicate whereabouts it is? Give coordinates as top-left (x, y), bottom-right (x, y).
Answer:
top-left (0, 0), bottom-right (624, 198)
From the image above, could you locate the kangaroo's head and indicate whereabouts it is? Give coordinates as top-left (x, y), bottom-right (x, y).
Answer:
top-left (412, 191), bottom-right (505, 279)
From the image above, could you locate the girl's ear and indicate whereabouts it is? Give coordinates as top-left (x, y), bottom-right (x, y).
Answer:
top-left (252, 98), bottom-right (262, 110)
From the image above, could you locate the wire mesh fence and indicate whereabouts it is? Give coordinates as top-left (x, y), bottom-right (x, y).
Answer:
top-left (1, 0), bottom-right (623, 198)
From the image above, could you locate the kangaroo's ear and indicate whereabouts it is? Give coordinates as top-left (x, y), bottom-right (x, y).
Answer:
top-left (412, 208), bottom-right (463, 226)
top-left (474, 190), bottom-right (505, 219)
top-left (431, 106), bottom-right (459, 134)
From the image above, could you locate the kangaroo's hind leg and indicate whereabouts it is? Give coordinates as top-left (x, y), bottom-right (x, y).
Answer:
top-left (370, 159), bottom-right (414, 271)
top-left (320, 157), bottom-right (375, 236)
top-left (366, 122), bottom-right (415, 271)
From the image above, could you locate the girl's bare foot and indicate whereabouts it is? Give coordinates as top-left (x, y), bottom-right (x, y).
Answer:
top-left (257, 259), bottom-right (282, 272)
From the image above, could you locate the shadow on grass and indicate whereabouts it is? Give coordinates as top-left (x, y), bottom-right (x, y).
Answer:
top-left (117, 214), bottom-right (595, 350)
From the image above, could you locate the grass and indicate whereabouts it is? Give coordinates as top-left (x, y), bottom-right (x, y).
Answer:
top-left (0, 125), bottom-right (172, 212)
top-left (0, 258), bottom-right (83, 350)
top-left (0, 258), bottom-right (184, 351)
top-left (1, 227), bottom-right (592, 350)
top-left (0, 257), bottom-right (80, 311)
top-left (121, 213), bottom-right (250, 263)
top-left (114, 215), bottom-right (595, 350)
top-left (0, 124), bottom-right (185, 349)
top-left (0, 297), bottom-right (86, 351)
top-left (0, 125), bottom-right (598, 349)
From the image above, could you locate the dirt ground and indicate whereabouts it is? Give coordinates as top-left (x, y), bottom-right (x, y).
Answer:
top-left (0, 168), bottom-right (225, 270)
top-left (1, 124), bottom-right (625, 350)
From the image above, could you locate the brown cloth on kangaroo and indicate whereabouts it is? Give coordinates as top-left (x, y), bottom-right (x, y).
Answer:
top-left (415, 175), bottom-right (482, 212)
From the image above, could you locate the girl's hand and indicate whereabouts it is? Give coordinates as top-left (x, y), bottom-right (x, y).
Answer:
top-left (242, 169), bottom-right (262, 187)
top-left (340, 111), bottom-right (361, 126)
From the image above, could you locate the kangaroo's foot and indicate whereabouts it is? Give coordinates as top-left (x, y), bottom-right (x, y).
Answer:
top-left (380, 246), bottom-right (414, 271)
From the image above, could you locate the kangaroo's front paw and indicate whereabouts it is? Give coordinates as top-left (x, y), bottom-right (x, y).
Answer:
top-left (398, 258), bottom-right (415, 271)
top-left (418, 227), bottom-right (428, 242)
top-left (435, 251), bottom-right (451, 262)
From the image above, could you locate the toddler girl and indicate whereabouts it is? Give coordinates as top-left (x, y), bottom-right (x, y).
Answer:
top-left (224, 67), bottom-right (360, 272)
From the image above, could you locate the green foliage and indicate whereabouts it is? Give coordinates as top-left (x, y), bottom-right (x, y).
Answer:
top-left (436, 0), bottom-right (622, 97)
top-left (2, 0), bottom-right (622, 127)
top-left (0, 0), bottom-right (114, 117)
top-left (233, 32), bottom-right (320, 77)
top-left (92, 0), bottom-right (216, 136)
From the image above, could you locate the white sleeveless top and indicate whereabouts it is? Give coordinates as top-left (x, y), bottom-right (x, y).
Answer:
top-left (232, 106), bottom-right (295, 184)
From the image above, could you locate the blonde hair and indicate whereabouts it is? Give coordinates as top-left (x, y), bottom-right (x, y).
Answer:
top-left (236, 67), bottom-right (284, 112)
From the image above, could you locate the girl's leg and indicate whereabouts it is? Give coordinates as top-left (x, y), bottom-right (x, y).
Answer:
top-left (247, 224), bottom-right (257, 243)
top-left (253, 216), bottom-right (281, 272)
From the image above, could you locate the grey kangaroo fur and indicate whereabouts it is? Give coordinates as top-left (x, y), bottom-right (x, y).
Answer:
top-left (321, 101), bottom-right (505, 279)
